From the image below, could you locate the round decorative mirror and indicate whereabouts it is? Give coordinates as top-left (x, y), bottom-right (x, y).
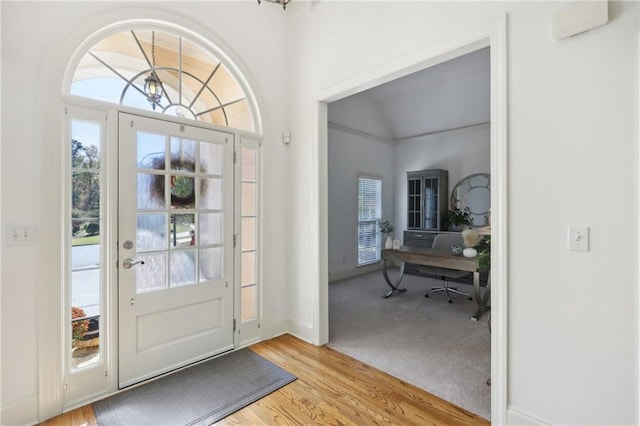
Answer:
top-left (450, 173), bottom-right (491, 226)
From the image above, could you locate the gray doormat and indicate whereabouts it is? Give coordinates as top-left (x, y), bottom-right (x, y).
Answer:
top-left (93, 348), bottom-right (296, 425)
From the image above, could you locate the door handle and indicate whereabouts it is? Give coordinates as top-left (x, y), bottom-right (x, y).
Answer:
top-left (122, 258), bottom-right (145, 269)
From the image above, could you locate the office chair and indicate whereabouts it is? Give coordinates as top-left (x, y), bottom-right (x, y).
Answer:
top-left (422, 233), bottom-right (473, 303)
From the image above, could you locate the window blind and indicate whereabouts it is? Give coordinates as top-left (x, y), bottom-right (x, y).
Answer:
top-left (358, 177), bottom-right (382, 265)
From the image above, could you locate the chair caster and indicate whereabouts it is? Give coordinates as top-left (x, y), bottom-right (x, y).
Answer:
top-left (468, 297), bottom-right (473, 301)
top-left (448, 300), bottom-right (452, 304)
top-left (425, 294), bottom-right (429, 298)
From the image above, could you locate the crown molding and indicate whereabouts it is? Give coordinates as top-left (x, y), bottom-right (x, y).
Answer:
top-left (327, 121), bottom-right (394, 145)
top-left (394, 121), bottom-right (490, 144)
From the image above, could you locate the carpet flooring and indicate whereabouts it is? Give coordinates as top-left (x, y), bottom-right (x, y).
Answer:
top-left (93, 348), bottom-right (296, 425)
top-left (328, 268), bottom-right (491, 420)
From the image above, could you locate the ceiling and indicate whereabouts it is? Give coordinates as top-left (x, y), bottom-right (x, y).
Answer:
top-left (328, 47), bottom-right (490, 142)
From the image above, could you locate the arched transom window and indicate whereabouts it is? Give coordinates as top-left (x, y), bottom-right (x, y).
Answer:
top-left (70, 28), bottom-right (256, 131)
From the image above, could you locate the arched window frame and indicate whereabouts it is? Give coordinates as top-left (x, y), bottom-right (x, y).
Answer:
top-left (62, 21), bottom-right (262, 134)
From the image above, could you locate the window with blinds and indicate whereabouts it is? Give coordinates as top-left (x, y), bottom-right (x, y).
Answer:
top-left (357, 176), bottom-right (382, 266)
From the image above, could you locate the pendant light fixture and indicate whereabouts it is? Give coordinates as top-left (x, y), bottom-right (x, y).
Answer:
top-left (257, 0), bottom-right (292, 10)
top-left (143, 31), bottom-right (163, 110)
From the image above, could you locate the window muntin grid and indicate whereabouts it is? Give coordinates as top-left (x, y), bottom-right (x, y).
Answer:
top-left (70, 29), bottom-right (255, 131)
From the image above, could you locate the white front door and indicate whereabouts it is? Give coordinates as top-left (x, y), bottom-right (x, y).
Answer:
top-left (118, 113), bottom-right (234, 387)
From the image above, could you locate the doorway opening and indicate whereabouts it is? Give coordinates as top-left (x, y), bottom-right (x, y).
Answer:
top-left (326, 46), bottom-right (490, 419)
top-left (316, 20), bottom-right (508, 422)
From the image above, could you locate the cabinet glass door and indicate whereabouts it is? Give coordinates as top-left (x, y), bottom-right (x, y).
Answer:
top-left (407, 169), bottom-right (448, 231)
top-left (423, 177), bottom-right (439, 230)
top-left (407, 178), bottom-right (421, 229)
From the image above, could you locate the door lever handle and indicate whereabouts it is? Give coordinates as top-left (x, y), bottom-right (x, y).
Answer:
top-left (122, 258), bottom-right (145, 269)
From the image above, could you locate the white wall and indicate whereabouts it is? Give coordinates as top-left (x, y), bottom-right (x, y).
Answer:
top-left (288, 1), bottom-right (638, 425)
top-left (327, 126), bottom-right (394, 279)
top-left (2, 1), bottom-right (639, 425)
top-left (1, 2), bottom-right (290, 424)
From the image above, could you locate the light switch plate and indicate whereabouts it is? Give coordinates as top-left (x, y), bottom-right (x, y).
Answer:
top-left (5, 224), bottom-right (34, 246)
top-left (568, 226), bottom-right (589, 251)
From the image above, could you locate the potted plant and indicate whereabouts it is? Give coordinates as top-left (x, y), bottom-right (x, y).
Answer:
top-left (478, 236), bottom-right (491, 271)
top-left (378, 220), bottom-right (395, 249)
top-left (461, 228), bottom-right (483, 257)
top-left (72, 306), bottom-right (89, 344)
top-left (445, 207), bottom-right (473, 231)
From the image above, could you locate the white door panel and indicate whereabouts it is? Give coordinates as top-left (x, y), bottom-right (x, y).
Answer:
top-left (118, 113), bottom-right (234, 387)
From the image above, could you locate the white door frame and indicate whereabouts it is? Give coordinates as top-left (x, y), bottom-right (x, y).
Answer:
top-left (37, 11), bottom-right (267, 421)
top-left (313, 15), bottom-right (509, 423)
top-left (55, 101), bottom-right (264, 412)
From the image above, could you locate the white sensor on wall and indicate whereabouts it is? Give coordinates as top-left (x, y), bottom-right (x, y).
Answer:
top-left (282, 131), bottom-right (291, 144)
top-left (553, 0), bottom-right (608, 40)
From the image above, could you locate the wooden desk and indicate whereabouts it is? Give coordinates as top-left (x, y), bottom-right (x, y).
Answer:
top-left (381, 246), bottom-right (490, 321)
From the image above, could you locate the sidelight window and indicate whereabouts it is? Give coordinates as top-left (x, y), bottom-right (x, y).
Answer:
top-left (69, 116), bottom-right (104, 371)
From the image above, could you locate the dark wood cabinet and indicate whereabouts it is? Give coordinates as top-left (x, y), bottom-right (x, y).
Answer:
top-left (406, 169), bottom-right (448, 231)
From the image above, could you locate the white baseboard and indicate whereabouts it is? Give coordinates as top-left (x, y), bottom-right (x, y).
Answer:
top-left (271, 315), bottom-right (313, 343)
top-left (507, 407), bottom-right (550, 425)
top-left (270, 315), bottom-right (290, 338)
top-left (237, 336), bottom-right (262, 349)
top-left (1, 394), bottom-right (38, 426)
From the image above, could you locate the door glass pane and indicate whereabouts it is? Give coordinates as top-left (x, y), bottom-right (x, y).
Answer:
top-left (137, 173), bottom-right (166, 209)
top-left (71, 266), bottom-right (100, 369)
top-left (170, 137), bottom-right (196, 172)
top-left (170, 214), bottom-right (195, 247)
top-left (136, 252), bottom-right (167, 293)
top-left (242, 148), bottom-right (256, 181)
top-left (170, 175), bottom-right (195, 209)
top-left (137, 132), bottom-right (166, 169)
top-left (72, 171), bottom-right (100, 215)
top-left (199, 213), bottom-right (222, 245)
top-left (241, 286), bottom-right (256, 321)
top-left (241, 252), bottom-right (256, 285)
top-left (201, 178), bottom-right (222, 209)
top-left (241, 217), bottom-right (256, 251)
top-left (200, 140), bottom-right (223, 175)
top-left (72, 122), bottom-right (101, 170)
top-left (170, 249), bottom-right (196, 286)
top-left (241, 182), bottom-right (256, 216)
top-left (137, 214), bottom-right (167, 251)
top-left (199, 247), bottom-right (222, 281)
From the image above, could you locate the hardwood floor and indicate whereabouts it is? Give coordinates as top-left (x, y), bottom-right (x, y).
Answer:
top-left (42, 334), bottom-right (489, 425)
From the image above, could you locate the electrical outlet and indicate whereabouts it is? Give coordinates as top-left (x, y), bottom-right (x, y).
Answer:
top-left (6, 224), bottom-right (33, 246)
top-left (568, 226), bottom-right (589, 251)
